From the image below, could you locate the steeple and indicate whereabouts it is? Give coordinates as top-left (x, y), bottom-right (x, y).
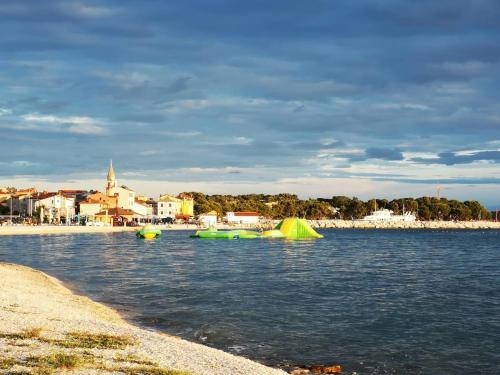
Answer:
top-left (106, 160), bottom-right (117, 191)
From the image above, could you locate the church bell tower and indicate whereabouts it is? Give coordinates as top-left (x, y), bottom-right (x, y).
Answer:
top-left (106, 160), bottom-right (117, 194)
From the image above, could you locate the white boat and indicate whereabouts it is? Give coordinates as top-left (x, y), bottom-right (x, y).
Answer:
top-left (361, 209), bottom-right (416, 222)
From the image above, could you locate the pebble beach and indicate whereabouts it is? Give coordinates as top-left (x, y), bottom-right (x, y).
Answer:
top-left (0, 263), bottom-right (286, 375)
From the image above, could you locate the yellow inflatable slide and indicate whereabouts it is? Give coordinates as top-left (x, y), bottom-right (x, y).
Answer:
top-left (266, 218), bottom-right (324, 240)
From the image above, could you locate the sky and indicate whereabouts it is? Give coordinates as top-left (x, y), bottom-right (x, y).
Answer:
top-left (0, 1), bottom-right (499, 207)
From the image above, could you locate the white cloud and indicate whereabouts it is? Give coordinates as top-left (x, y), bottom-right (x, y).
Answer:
top-left (454, 148), bottom-right (500, 156)
top-left (373, 103), bottom-right (431, 111)
top-left (63, 3), bottom-right (116, 18)
top-left (21, 113), bottom-right (106, 135)
top-left (92, 71), bottom-right (151, 88)
top-left (178, 167), bottom-right (246, 174)
top-left (159, 130), bottom-right (202, 137)
top-left (200, 136), bottom-right (253, 146)
top-left (139, 150), bottom-right (163, 156)
top-left (403, 152), bottom-right (439, 159)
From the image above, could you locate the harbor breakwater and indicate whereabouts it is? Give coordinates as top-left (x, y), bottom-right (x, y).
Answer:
top-left (309, 219), bottom-right (500, 230)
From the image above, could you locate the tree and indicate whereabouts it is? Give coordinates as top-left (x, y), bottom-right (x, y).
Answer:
top-left (330, 196), bottom-right (352, 219)
top-left (346, 198), bottom-right (367, 219)
top-left (366, 199), bottom-right (377, 213)
top-left (418, 205), bottom-right (431, 221)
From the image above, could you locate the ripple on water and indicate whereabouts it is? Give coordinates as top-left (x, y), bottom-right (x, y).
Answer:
top-left (0, 229), bottom-right (499, 375)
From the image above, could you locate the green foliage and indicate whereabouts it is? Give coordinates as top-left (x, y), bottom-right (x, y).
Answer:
top-left (24, 352), bottom-right (95, 374)
top-left (330, 196), bottom-right (491, 221)
top-left (185, 192), bottom-right (335, 220)
top-left (184, 192), bottom-right (492, 221)
top-left (43, 332), bottom-right (134, 349)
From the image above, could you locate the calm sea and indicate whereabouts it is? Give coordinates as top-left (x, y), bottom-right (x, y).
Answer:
top-left (1, 229), bottom-right (499, 374)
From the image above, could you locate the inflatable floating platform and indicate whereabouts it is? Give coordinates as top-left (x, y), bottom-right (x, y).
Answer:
top-left (191, 218), bottom-right (323, 240)
top-left (136, 225), bottom-right (162, 239)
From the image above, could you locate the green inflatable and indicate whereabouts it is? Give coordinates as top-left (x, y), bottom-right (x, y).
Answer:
top-left (191, 228), bottom-right (239, 239)
top-left (136, 225), bottom-right (162, 239)
top-left (191, 219), bottom-right (323, 240)
top-left (274, 218), bottom-right (324, 239)
top-left (233, 230), bottom-right (261, 239)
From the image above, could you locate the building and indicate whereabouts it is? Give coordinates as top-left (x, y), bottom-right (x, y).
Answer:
top-left (35, 192), bottom-right (75, 223)
top-left (80, 161), bottom-right (153, 224)
top-left (3, 188), bottom-right (38, 216)
top-left (105, 161), bottom-right (136, 209)
top-left (80, 192), bottom-right (117, 217)
top-left (58, 190), bottom-right (89, 214)
top-left (94, 208), bottom-right (135, 226)
top-left (225, 211), bottom-right (260, 225)
top-left (177, 193), bottom-right (194, 218)
top-left (157, 193), bottom-right (194, 221)
top-left (157, 195), bottom-right (178, 220)
top-left (198, 211), bottom-right (218, 227)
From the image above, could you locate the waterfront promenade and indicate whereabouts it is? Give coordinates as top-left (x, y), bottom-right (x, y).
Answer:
top-left (0, 263), bottom-right (286, 375)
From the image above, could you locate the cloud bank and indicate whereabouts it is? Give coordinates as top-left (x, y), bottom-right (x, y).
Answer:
top-left (0, 0), bottom-right (499, 206)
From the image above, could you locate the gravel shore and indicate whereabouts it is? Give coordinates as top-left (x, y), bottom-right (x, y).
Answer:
top-left (0, 263), bottom-right (286, 375)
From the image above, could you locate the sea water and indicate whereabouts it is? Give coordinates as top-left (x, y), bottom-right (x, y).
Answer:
top-left (1, 229), bottom-right (499, 374)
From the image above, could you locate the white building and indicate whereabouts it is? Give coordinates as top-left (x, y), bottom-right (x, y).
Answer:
top-left (198, 211), bottom-right (218, 227)
top-left (157, 195), bottom-right (179, 219)
top-left (225, 211), bottom-right (260, 225)
top-left (35, 193), bottom-right (75, 222)
top-left (132, 201), bottom-right (150, 217)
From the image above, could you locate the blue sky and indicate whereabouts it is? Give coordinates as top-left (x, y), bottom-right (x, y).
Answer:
top-left (0, 1), bottom-right (499, 207)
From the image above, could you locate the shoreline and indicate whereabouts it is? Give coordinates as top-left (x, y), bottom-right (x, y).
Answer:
top-left (1, 220), bottom-right (500, 236)
top-left (0, 262), bottom-right (286, 375)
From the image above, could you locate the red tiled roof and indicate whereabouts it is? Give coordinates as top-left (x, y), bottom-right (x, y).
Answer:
top-left (33, 192), bottom-right (57, 200)
top-left (95, 208), bottom-right (135, 216)
top-left (234, 211), bottom-right (259, 217)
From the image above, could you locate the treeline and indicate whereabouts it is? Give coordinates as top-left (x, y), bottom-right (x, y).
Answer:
top-left (185, 193), bottom-right (493, 221)
top-left (186, 193), bottom-right (333, 220)
top-left (322, 196), bottom-right (492, 221)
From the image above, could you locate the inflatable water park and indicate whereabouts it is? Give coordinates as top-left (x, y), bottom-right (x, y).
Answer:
top-left (136, 225), bottom-right (162, 239)
top-left (191, 218), bottom-right (323, 240)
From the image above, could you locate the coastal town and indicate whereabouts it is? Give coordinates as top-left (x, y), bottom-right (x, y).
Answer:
top-left (1, 161), bottom-right (499, 232)
top-left (0, 161), bottom-right (260, 228)
top-left (2, 2), bottom-right (500, 375)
